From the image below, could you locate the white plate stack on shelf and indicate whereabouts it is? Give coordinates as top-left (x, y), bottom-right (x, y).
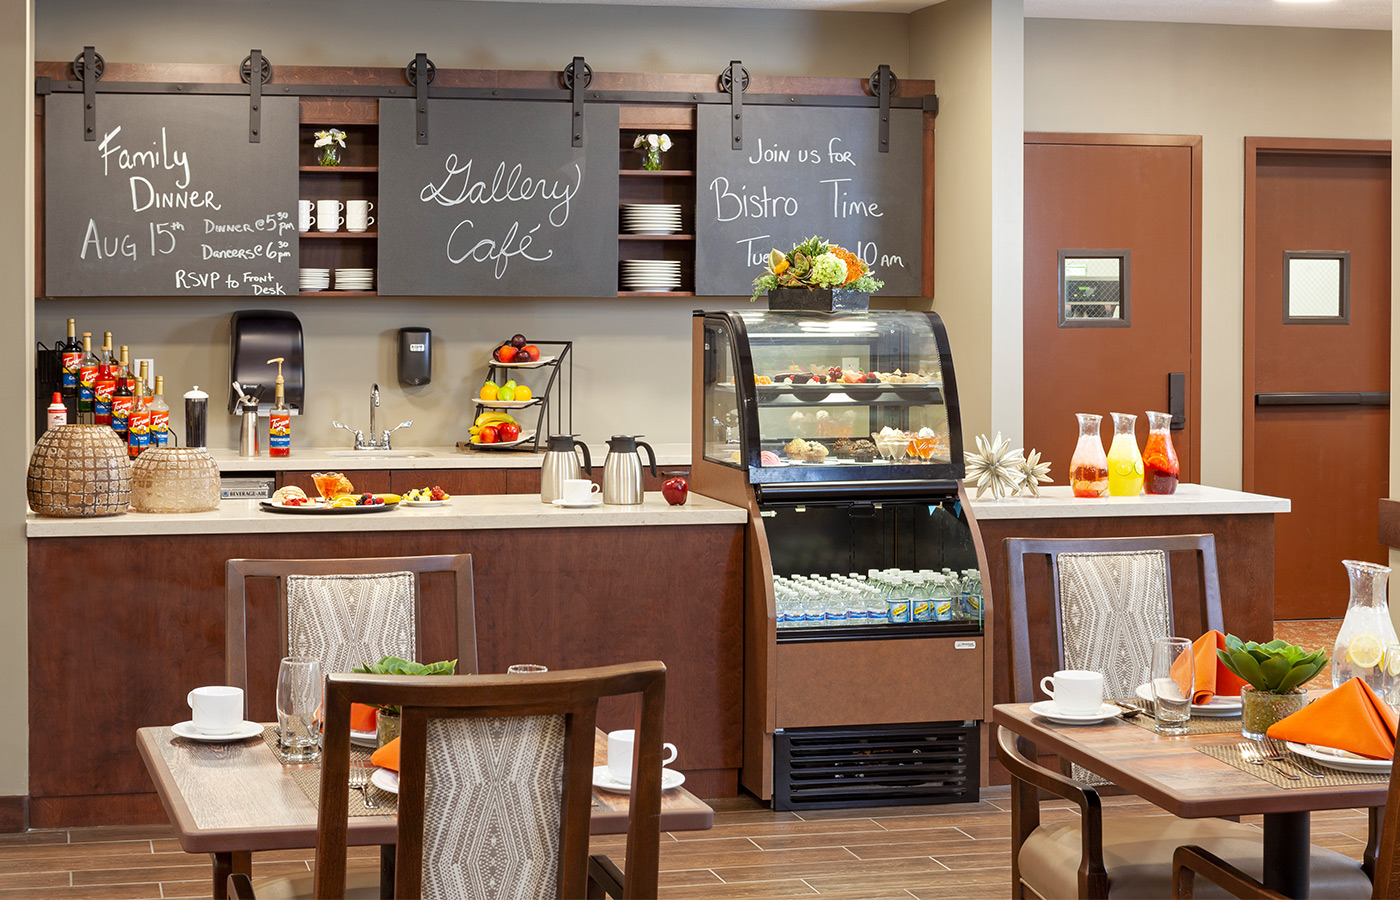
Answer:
top-left (334, 268), bottom-right (375, 291)
top-left (299, 268), bottom-right (330, 292)
top-left (620, 259), bottom-right (682, 292)
top-left (620, 204), bottom-right (682, 235)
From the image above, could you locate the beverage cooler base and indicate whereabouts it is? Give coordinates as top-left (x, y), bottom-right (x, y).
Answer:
top-left (772, 721), bottom-right (980, 811)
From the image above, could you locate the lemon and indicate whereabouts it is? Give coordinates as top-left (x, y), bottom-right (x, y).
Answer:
top-left (516, 384), bottom-right (533, 401)
top-left (1386, 647), bottom-right (1400, 677)
top-left (1349, 632), bottom-right (1385, 669)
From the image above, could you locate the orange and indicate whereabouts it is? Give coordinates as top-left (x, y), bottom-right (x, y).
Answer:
top-left (515, 384), bottom-right (533, 401)
top-left (479, 381), bottom-right (498, 401)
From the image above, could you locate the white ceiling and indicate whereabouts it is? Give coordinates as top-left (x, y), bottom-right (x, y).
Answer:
top-left (473, 0), bottom-right (1392, 30)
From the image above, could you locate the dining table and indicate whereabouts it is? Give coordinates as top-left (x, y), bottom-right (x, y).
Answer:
top-left (136, 725), bottom-right (713, 899)
top-left (994, 701), bottom-right (1388, 899)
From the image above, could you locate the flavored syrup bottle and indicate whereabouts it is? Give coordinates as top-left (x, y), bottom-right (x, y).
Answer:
top-left (77, 332), bottom-right (98, 424)
top-left (94, 333), bottom-right (115, 425)
top-left (1106, 412), bottom-right (1144, 496)
top-left (1143, 410), bottom-right (1179, 494)
top-left (111, 346), bottom-right (133, 439)
top-left (149, 376), bottom-right (171, 448)
top-left (267, 357), bottom-right (291, 457)
top-left (1069, 413), bottom-right (1109, 497)
top-left (127, 377), bottom-right (149, 458)
top-left (60, 319), bottom-right (80, 394)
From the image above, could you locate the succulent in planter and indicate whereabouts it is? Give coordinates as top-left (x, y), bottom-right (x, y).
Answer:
top-left (1216, 635), bottom-right (1328, 739)
top-left (352, 656), bottom-right (457, 745)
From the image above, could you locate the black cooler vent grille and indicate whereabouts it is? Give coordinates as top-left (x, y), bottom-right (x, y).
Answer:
top-left (773, 721), bottom-right (978, 811)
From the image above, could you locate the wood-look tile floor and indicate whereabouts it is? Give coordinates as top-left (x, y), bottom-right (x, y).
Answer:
top-left (0, 788), bottom-right (1372, 900)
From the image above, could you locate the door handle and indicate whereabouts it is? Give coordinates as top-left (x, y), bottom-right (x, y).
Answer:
top-left (1168, 372), bottom-right (1186, 430)
top-left (1254, 392), bottom-right (1390, 407)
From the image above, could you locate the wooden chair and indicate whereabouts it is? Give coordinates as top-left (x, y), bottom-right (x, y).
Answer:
top-left (1000, 534), bottom-right (1369, 899)
top-left (225, 555), bottom-right (478, 705)
top-left (229, 662), bottom-right (667, 900)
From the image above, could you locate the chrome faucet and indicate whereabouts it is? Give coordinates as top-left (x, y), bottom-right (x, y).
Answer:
top-left (331, 383), bottom-right (412, 450)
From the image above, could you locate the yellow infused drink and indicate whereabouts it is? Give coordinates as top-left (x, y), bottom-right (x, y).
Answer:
top-left (1106, 412), bottom-right (1143, 496)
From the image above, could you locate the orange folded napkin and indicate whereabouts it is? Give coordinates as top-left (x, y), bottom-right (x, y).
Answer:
top-left (349, 703), bottom-right (377, 733)
top-left (1267, 677), bottom-right (1398, 760)
top-left (369, 737), bottom-right (400, 772)
top-left (1190, 630), bottom-right (1247, 703)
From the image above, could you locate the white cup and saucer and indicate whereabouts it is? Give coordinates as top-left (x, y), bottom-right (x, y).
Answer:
top-left (592, 729), bottom-right (685, 792)
top-left (552, 479), bottom-right (603, 509)
top-left (1029, 669), bottom-right (1122, 724)
top-left (173, 686), bottom-right (262, 742)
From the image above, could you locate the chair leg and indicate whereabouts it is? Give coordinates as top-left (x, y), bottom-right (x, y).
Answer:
top-left (588, 854), bottom-right (626, 899)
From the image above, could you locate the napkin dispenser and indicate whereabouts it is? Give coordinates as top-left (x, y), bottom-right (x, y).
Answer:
top-left (229, 310), bottom-right (304, 415)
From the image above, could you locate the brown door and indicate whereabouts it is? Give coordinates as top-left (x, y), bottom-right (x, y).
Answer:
top-left (1245, 139), bottom-right (1390, 620)
top-left (1024, 135), bottom-right (1202, 482)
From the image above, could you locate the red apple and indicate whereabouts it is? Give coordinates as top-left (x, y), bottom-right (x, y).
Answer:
top-left (497, 422), bottom-right (521, 442)
top-left (495, 345), bottom-right (517, 363)
top-left (479, 425), bottom-right (499, 443)
top-left (662, 476), bottom-right (689, 506)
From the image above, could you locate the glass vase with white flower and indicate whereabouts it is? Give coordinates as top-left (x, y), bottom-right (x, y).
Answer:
top-left (314, 128), bottom-right (346, 167)
top-left (633, 132), bottom-right (673, 171)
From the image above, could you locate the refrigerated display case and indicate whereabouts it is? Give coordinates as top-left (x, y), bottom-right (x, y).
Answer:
top-left (690, 309), bottom-right (992, 810)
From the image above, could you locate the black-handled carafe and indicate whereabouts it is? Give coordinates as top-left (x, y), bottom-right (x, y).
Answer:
top-left (539, 434), bottom-right (592, 504)
top-left (602, 434), bottom-right (657, 506)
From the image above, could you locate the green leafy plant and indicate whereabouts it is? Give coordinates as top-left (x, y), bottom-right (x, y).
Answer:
top-left (352, 656), bottom-right (457, 715)
top-left (750, 236), bottom-right (885, 302)
top-left (1216, 635), bottom-right (1327, 694)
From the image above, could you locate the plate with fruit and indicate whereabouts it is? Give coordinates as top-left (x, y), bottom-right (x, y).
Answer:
top-left (477, 379), bottom-right (536, 407)
top-left (469, 412), bottom-right (530, 447)
top-left (469, 430), bottom-right (536, 450)
top-left (491, 334), bottom-right (554, 368)
top-left (260, 493), bottom-right (399, 514)
top-left (402, 486), bottom-right (452, 507)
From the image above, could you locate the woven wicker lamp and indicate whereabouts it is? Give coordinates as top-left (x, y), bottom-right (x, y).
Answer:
top-left (131, 448), bottom-right (221, 513)
top-left (27, 425), bottom-right (132, 517)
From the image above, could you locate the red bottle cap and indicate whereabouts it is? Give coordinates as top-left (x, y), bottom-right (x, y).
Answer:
top-left (50, 392), bottom-right (62, 404)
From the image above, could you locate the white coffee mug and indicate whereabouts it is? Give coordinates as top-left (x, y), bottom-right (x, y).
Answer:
top-left (297, 200), bottom-right (315, 233)
top-left (561, 479), bottom-right (601, 504)
top-left (606, 728), bottom-right (678, 784)
top-left (346, 200), bottom-right (375, 233)
top-left (1038, 669), bottom-right (1104, 715)
top-left (187, 685), bottom-right (244, 734)
top-left (316, 200), bottom-right (344, 233)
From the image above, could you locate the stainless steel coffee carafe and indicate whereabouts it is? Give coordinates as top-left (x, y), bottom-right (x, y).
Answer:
top-left (540, 434), bottom-right (593, 504)
top-left (602, 435), bottom-right (657, 506)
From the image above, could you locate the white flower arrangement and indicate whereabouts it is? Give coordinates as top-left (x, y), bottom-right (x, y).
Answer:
top-left (633, 133), bottom-right (673, 170)
top-left (313, 128), bottom-right (346, 150)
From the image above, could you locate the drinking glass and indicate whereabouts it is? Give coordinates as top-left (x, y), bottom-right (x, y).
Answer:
top-left (1152, 636), bottom-right (1193, 735)
top-left (276, 656), bottom-right (323, 763)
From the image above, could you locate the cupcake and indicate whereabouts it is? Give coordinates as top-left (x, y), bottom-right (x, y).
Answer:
top-left (852, 439), bottom-right (878, 463)
top-left (804, 442), bottom-right (829, 463)
top-left (833, 438), bottom-right (855, 458)
top-left (784, 438), bottom-right (809, 459)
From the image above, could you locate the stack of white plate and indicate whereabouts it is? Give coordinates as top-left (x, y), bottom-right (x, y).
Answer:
top-left (620, 204), bottom-right (682, 235)
top-left (334, 268), bottom-right (375, 291)
top-left (620, 259), bottom-right (682, 291)
top-left (299, 268), bottom-right (330, 292)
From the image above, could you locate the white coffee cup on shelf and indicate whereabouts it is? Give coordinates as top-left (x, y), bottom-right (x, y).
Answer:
top-left (187, 685), bottom-right (244, 734)
top-left (297, 200), bottom-right (315, 233)
top-left (315, 199), bottom-right (344, 233)
top-left (606, 728), bottom-right (678, 784)
top-left (346, 200), bottom-right (375, 233)
top-left (560, 479), bottom-right (601, 504)
top-left (1038, 669), bottom-right (1104, 715)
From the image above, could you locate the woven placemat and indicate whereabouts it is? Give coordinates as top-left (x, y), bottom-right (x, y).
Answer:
top-left (1112, 698), bottom-right (1245, 736)
top-left (1197, 740), bottom-right (1391, 788)
top-left (260, 725), bottom-right (397, 816)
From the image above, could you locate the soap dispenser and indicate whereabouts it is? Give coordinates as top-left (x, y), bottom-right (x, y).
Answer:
top-left (268, 357), bottom-right (291, 458)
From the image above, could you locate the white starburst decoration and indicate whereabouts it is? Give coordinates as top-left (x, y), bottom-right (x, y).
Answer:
top-left (964, 432), bottom-right (1025, 500)
top-left (1019, 449), bottom-right (1052, 498)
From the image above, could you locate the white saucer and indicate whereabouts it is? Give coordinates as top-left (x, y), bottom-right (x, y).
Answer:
top-left (1028, 700), bottom-right (1123, 725)
top-left (1135, 683), bottom-right (1244, 716)
top-left (1286, 741), bottom-right (1393, 773)
top-left (371, 767), bottom-right (399, 794)
top-left (552, 499), bottom-right (603, 509)
top-left (591, 765), bottom-right (686, 793)
top-left (351, 729), bottom-right (377, 748)
top-left (172, 720), bottom-right (263, 742)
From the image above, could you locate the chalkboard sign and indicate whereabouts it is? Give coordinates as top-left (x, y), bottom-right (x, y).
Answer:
top-left (44, 94), bottom-right (299, 296)
top-left (377, 100), bottom-right (620, 297)
top-left (695, 105), bottom-right (923, 297)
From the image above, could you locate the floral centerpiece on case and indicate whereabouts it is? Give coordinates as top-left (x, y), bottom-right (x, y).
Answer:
top-left (633, 132), bottom-right (672, 170)
top-left (750, 236), bottom-right (885, 310)
top-left (313, 128), bottom-right (346, 167)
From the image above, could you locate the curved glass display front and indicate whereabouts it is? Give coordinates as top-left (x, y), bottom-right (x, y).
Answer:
top-left (700, 310), bottom-right (963, 486)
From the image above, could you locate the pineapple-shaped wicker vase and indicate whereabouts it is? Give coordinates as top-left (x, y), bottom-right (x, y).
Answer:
top-left (131, 448), bottom-right (221, 513)
top-left (27, 425), bottom-right (132, 517)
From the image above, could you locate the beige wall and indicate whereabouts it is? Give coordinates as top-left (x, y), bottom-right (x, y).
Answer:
top-left (1024, 18), bottom-right (1392, 488)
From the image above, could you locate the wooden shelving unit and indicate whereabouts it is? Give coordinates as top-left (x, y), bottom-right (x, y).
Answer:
top-left (617, 122), bottom-right (696, 297)
top-left (298, 121), bottom-right (378, 293)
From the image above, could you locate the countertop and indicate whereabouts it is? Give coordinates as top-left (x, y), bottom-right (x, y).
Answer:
top-left (966, 484), bottom-right (1289, 519)
top-left (208, 443), bottom-right (692, 472)
top-left (26, 492), bottom-right (746, 538)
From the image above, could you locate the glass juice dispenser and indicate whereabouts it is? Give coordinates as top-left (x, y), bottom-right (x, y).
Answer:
top-left (690, 310), bottom-right (990, 811)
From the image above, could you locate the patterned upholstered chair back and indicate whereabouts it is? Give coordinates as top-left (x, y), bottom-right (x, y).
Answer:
top-left (285, 571), bottom-right (417, 675)
top-left (1055, 549), bottom-right (1171, 700)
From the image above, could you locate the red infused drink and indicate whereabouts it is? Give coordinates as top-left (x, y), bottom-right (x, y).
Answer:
top-left (1143, 410), bottom-right (1179, 494)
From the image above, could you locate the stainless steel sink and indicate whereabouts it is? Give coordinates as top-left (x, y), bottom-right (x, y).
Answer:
top-left (323, 449), bottom-right (433, 459)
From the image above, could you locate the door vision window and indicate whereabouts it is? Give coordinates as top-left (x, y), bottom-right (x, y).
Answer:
top-left (1058, 250), bottom-right (1130, 328)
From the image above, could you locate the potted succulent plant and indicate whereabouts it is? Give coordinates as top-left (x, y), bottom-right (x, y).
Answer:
top-left (1217, 635), bottom-right (1327, 739)
top-left (352, 656), bottom-right (457, 746)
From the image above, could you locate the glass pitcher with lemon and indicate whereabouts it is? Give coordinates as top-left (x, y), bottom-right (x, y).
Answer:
top-left (1332, 559), bottom-right (1399, 692)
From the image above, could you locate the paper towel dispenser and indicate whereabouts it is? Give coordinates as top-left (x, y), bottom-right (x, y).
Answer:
top-left (229, 310), bottom-right (304, 415)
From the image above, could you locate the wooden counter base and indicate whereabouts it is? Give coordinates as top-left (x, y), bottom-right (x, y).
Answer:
top-left (29, 524), bottom-right (743, 827)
